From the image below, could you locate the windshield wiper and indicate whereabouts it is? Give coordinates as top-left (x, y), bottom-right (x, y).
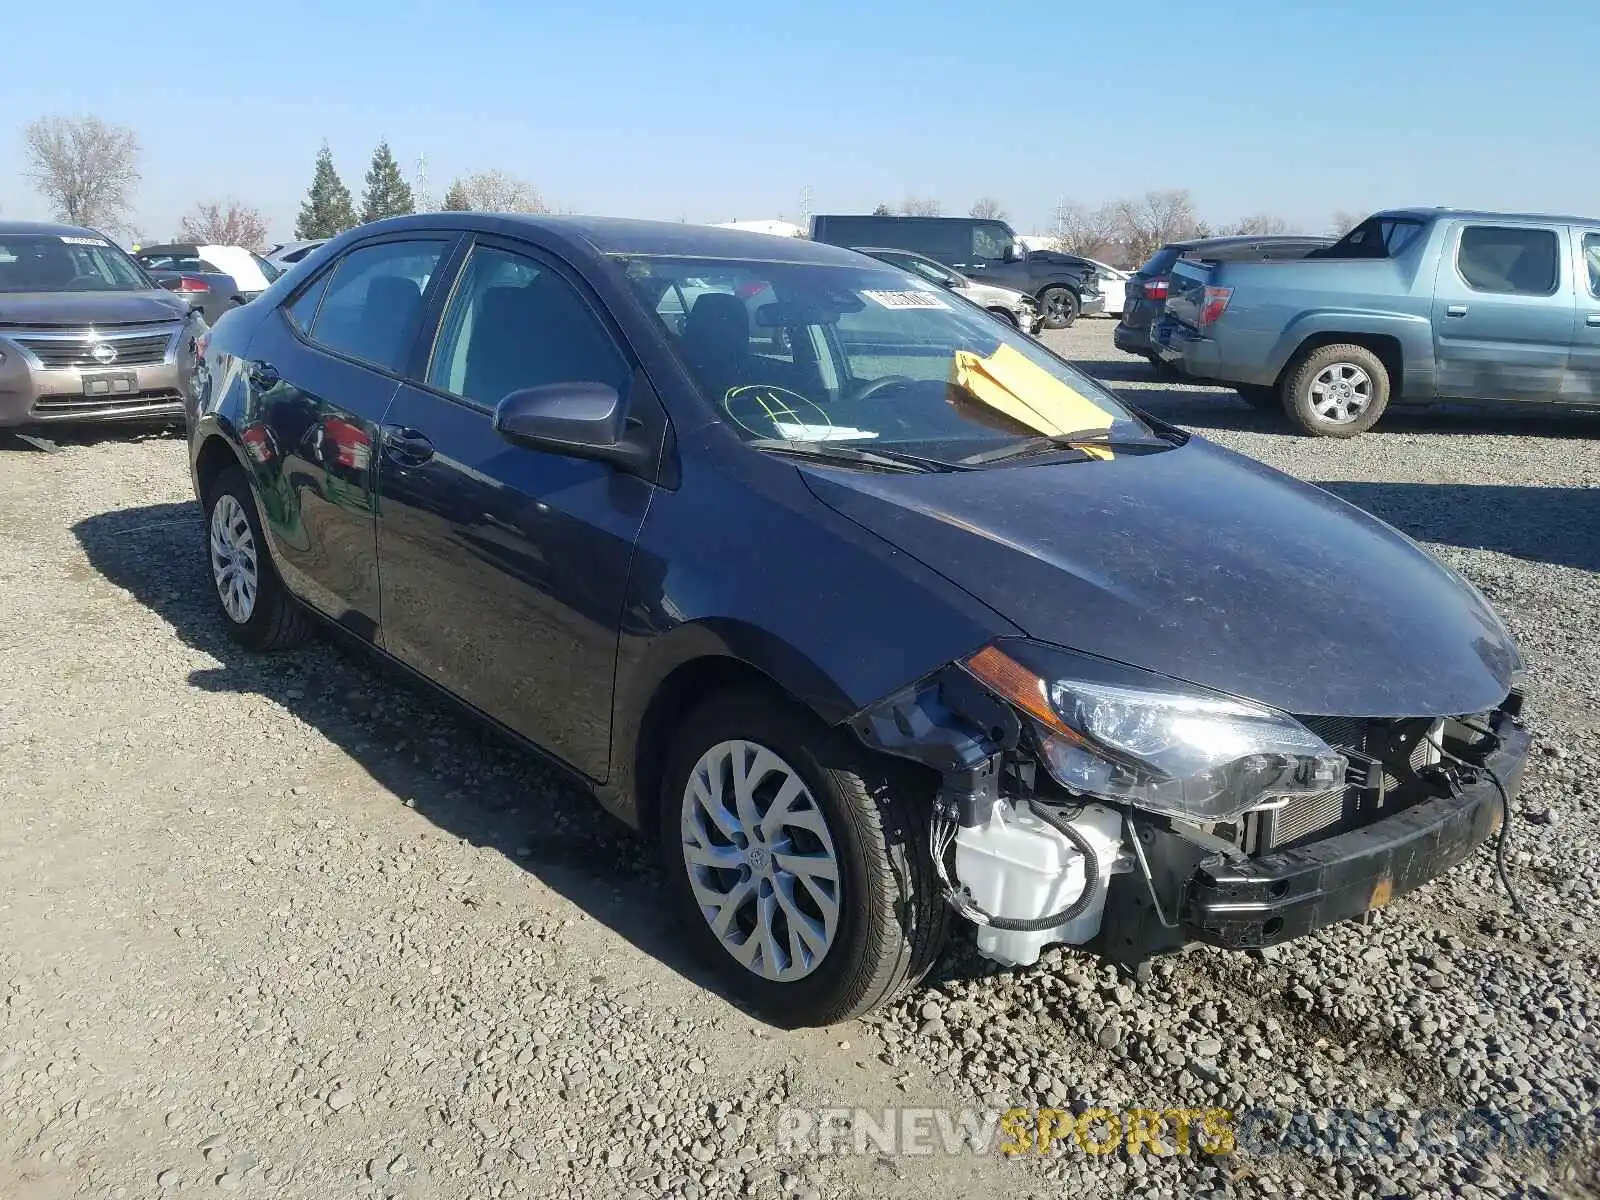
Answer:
top-left (957, 428), bottom-right (1174, 467)
top-left (749, 439), bottom-right (971, 474)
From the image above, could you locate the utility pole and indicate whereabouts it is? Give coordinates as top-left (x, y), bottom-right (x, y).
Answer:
top-left (413, 152), bottom-right (430, 212)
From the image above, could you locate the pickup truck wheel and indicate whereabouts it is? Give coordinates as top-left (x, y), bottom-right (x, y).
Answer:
top-left (1234, 384), bottom-right (1281, 411)
top-left (1284, 344), bottom-right (1389, 437)
top-left (659, 688), bottom-right (946, 1026)
top-left (1037, 287), bottom-right (1079, 330)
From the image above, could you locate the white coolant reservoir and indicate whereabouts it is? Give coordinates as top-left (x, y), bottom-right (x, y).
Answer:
top-left (953, 800), bottom-right (1127, 967)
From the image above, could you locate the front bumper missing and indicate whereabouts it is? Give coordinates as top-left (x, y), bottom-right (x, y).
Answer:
top-left (1098, 717), bottom-right (1530, 960)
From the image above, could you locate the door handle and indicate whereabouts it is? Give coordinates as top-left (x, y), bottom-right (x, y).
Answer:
top-left (1587, 313), bottom-right (1600, 327)
top-left (381, 425), bottom-right (434, 465)
top-left (247, 359), bottom-right (279, 387)
top-left (1445, 304), bottom-right (1468, 318)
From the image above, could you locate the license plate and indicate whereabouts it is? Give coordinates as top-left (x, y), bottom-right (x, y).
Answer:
top-left (81, 369), bottom-right (138, 397)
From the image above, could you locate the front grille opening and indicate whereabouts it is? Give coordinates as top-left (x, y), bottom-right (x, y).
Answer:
top-left (13, 326), bottom-right (179, 368)
top-left (1241, 716), bottom-right (1445, 855)
top-left (32, 389), bottom-right (184, 417)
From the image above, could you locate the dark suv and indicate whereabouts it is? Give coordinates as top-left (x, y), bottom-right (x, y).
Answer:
top-left (186, 214), bottom-right (1527, 1028)
top-left (810, 214), bottom-right (1103, 328)
top-left (1115, 234), bottom-right (1334, 360)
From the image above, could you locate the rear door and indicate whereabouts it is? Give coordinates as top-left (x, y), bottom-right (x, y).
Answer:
top-left (374, 236), bottom-right (657, 780)
top-left (242, 233), bottom-right (456, 635)
top-left (1430, 220), bottom-right (1572, 402)
top-left (1571, 228), bottom-right (1600, 401)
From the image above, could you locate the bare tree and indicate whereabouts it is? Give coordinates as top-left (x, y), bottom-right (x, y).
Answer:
top-left (179, 199), bottom-right (269, 249)
top-left (1114, 189), bottom-right (1202, 265)
top-left (1331, 210), bottom-right (1364, 236)
top-left (22, 114), bottom-right (141, 232)
top-left (1217, 213), bottom-right (1291, 237)
top-left (1051, 199), bottom-right (1123, 262)
top-left (871, 202), bottom-right (892, 216)
top-left (900, 196), bottom-right (942, 217)
top-left (447, 170), bottom-right (546, 213)
top-left (969, 196), bottom-right (1006, 220)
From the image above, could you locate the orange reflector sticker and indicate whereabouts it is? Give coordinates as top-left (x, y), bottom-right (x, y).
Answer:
top-left (1368, 876), bottom-right (1394, 911)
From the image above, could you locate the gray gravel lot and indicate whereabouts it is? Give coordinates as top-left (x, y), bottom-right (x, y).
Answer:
top-left (1, 319), bottom-right (1598, 1199)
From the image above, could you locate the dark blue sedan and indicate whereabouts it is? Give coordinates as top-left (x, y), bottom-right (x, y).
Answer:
top-left (185, 214), bottom-right (1528, 1026)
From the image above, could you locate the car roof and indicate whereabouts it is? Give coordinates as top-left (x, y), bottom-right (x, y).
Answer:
top-left (348, 213), bottom-right (872, 267)
top-left (135, 243), bottom-right (203, 255)
top-left (0, 219), bottom-right (114, 238)
top-left (1373, 206), bottom-right (1600, 226)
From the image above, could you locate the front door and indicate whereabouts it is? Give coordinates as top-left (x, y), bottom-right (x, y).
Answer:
top-left (375, 239), bottom-right (656, 781)
top-left (1570, 229), bottom-right (1600, 403)
top-left (1430, 220), bottom-right (1573, 403)
top-left (243, 235), bottom-right (454, 633)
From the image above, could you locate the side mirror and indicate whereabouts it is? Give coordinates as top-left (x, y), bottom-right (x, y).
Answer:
top-left (1002, 244), bottom-right (1024, 264)
top-left (493, 382), bottom-right (650, 473)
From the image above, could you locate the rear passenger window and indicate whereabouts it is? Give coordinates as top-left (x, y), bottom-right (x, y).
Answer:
top-left (307, 239), bottom-right (447, 373)
top-left (427, 245), bottom-right (628, 407)
top-left (284, 271), bottom-right (331, 332)
top-left (1583, 233), bottom-right (1600, 300)
top-left (1456, 226), bottom-right (1559, 296)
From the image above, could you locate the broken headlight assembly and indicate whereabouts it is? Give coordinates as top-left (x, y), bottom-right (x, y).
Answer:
top-left (961, 640), bottom-right (1346, 822)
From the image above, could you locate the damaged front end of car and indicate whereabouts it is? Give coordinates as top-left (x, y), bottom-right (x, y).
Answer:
top-left (853, 638), bottom-right (1530, 968)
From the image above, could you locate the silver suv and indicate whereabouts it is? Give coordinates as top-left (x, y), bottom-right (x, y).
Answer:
top-left (0, 221), bottom-right (201, 428)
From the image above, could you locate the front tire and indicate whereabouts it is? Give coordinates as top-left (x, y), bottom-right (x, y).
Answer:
top-left (1037, 286), bottom-right (1080, 330)
top-left (659, 688), bottom-right (945, 1026)
top-left (987, 307), bottom-right (1021, 330)
top-left (1284, 344), bottom-right (1390, 437)
top-left (204, 465), bottom-right (313, 650)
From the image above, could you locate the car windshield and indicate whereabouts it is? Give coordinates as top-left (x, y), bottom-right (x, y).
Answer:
top-left (0, 233), bottom-right (150, 292)
top-left (619, 255), bottom-right (1153, 460)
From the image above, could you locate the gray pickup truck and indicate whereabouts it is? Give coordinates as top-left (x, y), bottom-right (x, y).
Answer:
top-left (1153, 208), bottom-right (1600, 436)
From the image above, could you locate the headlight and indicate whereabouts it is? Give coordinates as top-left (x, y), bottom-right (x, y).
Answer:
top-left (961, 641), bottom-right (1345, 822)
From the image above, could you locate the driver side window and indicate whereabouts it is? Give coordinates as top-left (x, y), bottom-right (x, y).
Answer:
top-left (971, 224), bottom-right (1009, 261)
top-left (427, 244), bottom-right (629, 408)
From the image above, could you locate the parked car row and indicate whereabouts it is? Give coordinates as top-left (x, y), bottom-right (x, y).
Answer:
top-left (810, 213), bottom-right (1105, 329)
top-left (1119, 207), bottom-right (1600, 437)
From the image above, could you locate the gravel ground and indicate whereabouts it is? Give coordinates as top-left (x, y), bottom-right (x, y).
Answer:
top-left (2, 319), bottom-right (1598, 1199)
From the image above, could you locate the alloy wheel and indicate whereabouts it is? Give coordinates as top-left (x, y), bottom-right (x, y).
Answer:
top-left (679, 739), bottom-right (842, 982)
top-left (1309, 362), bottom-right (1372, 424)
top-left (209, 494), bottom-right (259, 624)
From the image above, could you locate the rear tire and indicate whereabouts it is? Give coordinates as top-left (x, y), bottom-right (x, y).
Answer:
top-left (1283, 343), bottom-right (1390, 437)
top-left (1037, 286), bottom-right (1080, 330)
top-left (203, 465), bottom-right (313, 650)
top-left (659, 688), bottom-right (946, 1026)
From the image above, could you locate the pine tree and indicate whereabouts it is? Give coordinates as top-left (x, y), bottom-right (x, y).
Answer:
top-left (441, 179), bottom-right (472, 211)
top-left (360, 140), bottom-right (414, 223)
top-left (294, 142), bottom-right (356, 239)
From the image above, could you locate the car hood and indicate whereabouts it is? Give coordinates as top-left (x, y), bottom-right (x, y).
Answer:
top-left (801, 438), bottom-right (1520, 717)
top-left (1025, 250), bottom-right (1092, 273)
top-left (0, 290), bottom-right (191, 326)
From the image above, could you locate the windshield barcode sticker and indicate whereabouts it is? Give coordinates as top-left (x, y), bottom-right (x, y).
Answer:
top-left (59, 236), bottom-right (108, 246)
top-left (862, 290), bottom-right (948, 310)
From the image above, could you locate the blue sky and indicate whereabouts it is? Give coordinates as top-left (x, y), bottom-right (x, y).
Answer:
top-left (0, 0), bottom-right (1591, 242)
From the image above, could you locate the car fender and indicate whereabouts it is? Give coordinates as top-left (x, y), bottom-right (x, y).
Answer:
top-left (1268, 309), bottom-right (1436, 394)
